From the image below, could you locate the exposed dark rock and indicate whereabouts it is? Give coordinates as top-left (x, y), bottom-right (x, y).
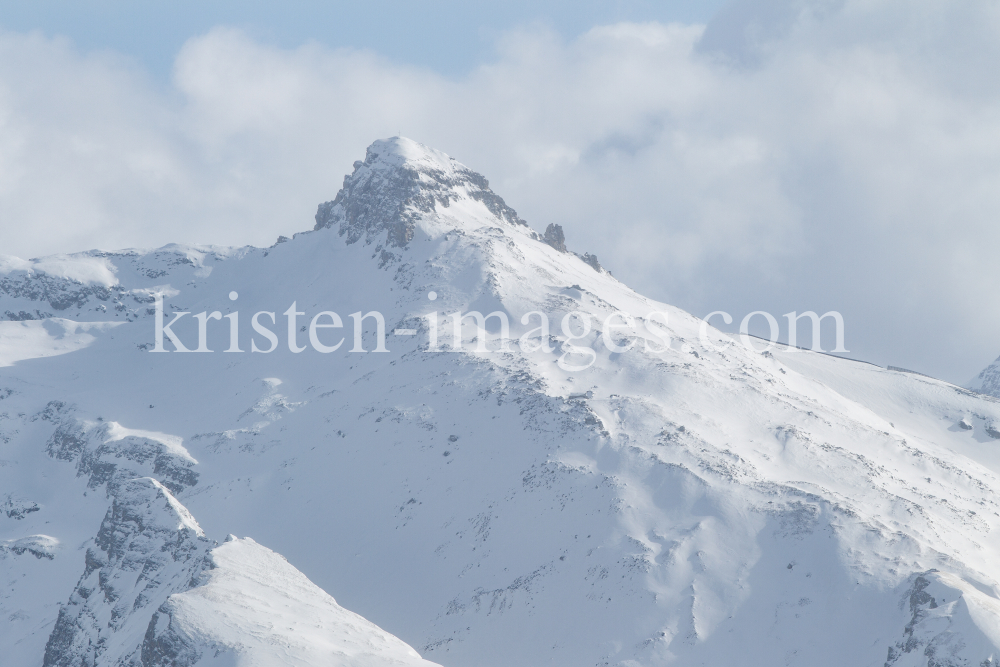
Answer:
top-left (543, 224), bottom-right (566, 252)
top-left (579, 252), bottom-right (602, 272)
top-left (141, 611), bottom-right (202, 667)
top-left (0, 271), bottom-right (115, 316)
top-left (4, 309), bottom-right (51, 320)
top-left (3, 495), bottom-right (41, 520)
top-left (314, 138), bottom-right (527, 253)
top-left (970, 355), bottom-right (1000, 398)
top-left (46, 419), bottom-right (199, 495)
top-left (42, 478), bottom-right (212, 667)
top-left (543, 226), bottom-right (604, 272)
top-left (0, 535), bottom-right (57, 559)
top-left (0, 246), bottom-right (238, 323)
top-left (882, 571), bottom-right (991, 667)
top-left (34, 400), bottom-right (72, 423)
top-left (46, 420), bottom-right (88, 462)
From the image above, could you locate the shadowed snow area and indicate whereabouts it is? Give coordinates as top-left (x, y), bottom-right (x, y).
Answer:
top-left (1, 137), bottom-right (1000, 666)
top-left (144, 536), bottom-right (442, 667)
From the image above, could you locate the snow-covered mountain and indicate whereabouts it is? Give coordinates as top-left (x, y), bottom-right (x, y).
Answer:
top-left (3, 137), bottom-right (1000, 666)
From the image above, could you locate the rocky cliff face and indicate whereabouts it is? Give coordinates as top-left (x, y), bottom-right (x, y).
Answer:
top-left (313, 137), bottom-right (530, 263)
top-left (46, 416), bottom-right (199, 496)
top-left (42, 477), bottom-right (211, 667)
top-left (885, 571), bottom-right (1000, 667)
top-left (969, 355), bottom-right (1000, 399)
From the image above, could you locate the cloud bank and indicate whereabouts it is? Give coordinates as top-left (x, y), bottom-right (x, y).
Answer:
top-left (1, 0), bottom-right (999, 382)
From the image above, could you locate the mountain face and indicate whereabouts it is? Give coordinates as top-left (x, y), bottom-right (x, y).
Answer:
top-left (3, 136), bottom-right (1000, 666)
top-left (42, 477), bottom-right (211, 667)
top-left (969, 356), bottom-right (1000, 402)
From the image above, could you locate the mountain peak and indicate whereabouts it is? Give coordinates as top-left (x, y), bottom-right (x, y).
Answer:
top-left (313, 136), bottom-right (527, 250)
top-left (363, 136), bottom-right (457, 173)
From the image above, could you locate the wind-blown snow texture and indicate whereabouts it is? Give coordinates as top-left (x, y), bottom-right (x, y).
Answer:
top-left (2, 136), bottom-right (1000, 666)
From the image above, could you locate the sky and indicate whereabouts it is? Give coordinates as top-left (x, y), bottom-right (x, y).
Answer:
top-left (1, 0), bottom-right (999, 384)
top-left (0, 1), bottom-right (727, 77)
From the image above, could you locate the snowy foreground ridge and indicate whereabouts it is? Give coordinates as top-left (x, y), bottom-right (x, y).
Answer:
top-left (2, 138), bottom-right (1000, 667)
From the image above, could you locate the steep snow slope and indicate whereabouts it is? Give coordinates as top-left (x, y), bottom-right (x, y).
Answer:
top-left (145, 536), bottom-right (442, 667)
top-left (2, 137), bottom-right (1000, 666)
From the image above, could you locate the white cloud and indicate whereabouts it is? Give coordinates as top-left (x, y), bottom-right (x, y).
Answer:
top-left (1, 1), bottom-right (999, 381)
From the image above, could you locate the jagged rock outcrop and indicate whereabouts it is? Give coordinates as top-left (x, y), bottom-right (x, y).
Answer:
top-left (543, 223), bottom-right (567, 252)
top-left (969, 355), bottom-right (1000, 398)
top-left (42, 477), bottom-right (212, 667)
top-left (3, 494), bottom-right (41, 519)
top-left (0, 534), bottom-right (58, 559)
top-left (46, 418), bottom-right (199, 495)
top-left (313, 137), bottom-right (528, 253)
top-left (579, 251), bottom-right (602, 272)
top-left (543, 223), bottom-right (604, 272)
top-left (310, 137), bottom-right (608, 270)
top-left (0, 254), bottom-right (125, 321)
top-left (0, 271), bottom-right (114, 317)
top-left (885, 571), bottom-right (1000, 667)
